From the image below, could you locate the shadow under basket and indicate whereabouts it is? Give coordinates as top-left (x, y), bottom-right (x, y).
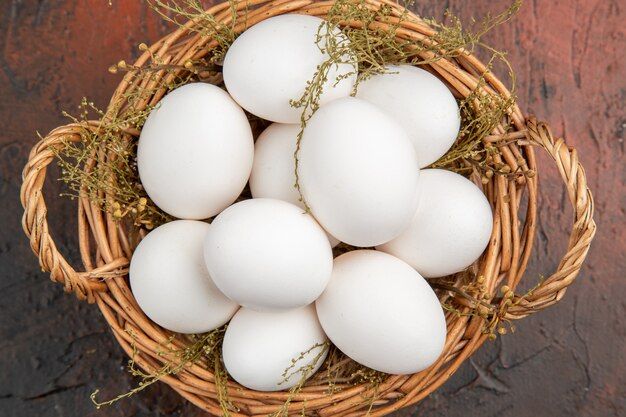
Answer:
top-left (20, 1), bottom-right (596, 416)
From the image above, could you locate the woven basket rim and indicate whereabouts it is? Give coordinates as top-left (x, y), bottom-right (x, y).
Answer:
top-left (20, 1), bottom-right (596, 416)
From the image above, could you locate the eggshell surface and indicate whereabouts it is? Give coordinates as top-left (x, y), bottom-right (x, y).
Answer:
top-left (299, 97), bottom-right (419, 247)
top-left (129, 220), bottom-right (238, 334)
top-left (356, 65), bottom-right (460, 167)
top-left (316, 250), bottom-right (446, 374)
top-left (378, 169), bottom-right (493, 278)
top-left (222, 305), bottom-right (328, 391)
top-left (137, 83), bottom-right (253, 219)
top-left (203, 198), bottom-right (333, 310)
top-left (250, 123), bottom-right (340, 247)
top-left (223, 14), bottom-right (356, 123)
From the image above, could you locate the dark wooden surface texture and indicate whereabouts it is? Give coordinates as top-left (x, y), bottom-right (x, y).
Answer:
top-left (1, 1), bottom-right (624, 416)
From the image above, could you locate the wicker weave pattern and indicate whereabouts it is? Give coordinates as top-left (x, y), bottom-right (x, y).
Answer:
top-left (20, 1), bottom-right (596, 415)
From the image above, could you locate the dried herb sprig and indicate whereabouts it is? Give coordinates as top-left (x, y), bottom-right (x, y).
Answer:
top-left (146, 0), bottom-right (241, 64)
top-left (430, 53), bottom-right (517, 174)
top-left (90, 328), bottom-right (225, 408)
top-left (291, 0), bottom-right (523, 208)
top-left (54, 99), bottom-right (167, 229)
top-left (270, 342), bottom-right (329, 417)
top-left (214, 349), bottom-right (238, 416)
top-left (435, 275), bottom-right (546, 340)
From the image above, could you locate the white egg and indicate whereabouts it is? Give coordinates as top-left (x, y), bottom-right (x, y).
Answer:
top-left (356, 65), bottom-right (460, 167)
top-left (250, 123), bottom-right (340, 247)
top-left (378, 169), bottom-right (493, 278)
top-left (223, 14), bottom-right (356, 123)
top-left (316, 250), bottom-right (446, 374)
top-left (137, 83), bottom-right (253, 219)
top-left (299, 97), bottom-right (420, 247)
top-left (129, 220), bottom-right (238, 334)
top-left (222, 305), bottom-right (328, 391)
top-left (203, 198), bottom-right (333, 310)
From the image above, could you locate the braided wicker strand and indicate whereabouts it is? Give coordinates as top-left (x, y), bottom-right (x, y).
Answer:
top-left (19, 1), bottom-right (595, 415)
top-left (505, 118), bottom-right (596, 320)
top-left (20, 123), bottom-right (128, 303)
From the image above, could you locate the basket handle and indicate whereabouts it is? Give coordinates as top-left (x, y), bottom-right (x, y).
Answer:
top-left (20, 123), bottom-right (128, 303)
top-left (505, 117), bottom-right (596, 319)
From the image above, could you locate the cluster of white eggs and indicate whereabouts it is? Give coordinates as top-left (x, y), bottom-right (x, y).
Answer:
top-left (130, 14), bottom-right (493, 392)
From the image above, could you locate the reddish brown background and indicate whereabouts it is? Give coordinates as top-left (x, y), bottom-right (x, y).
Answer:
top-left (1, 1), bottom-right (624, 416)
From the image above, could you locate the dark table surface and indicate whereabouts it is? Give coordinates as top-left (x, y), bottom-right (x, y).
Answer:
top-left (1, 1), bottom-right (624, 416)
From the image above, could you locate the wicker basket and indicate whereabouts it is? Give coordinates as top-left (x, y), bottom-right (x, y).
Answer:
top-left (20, 1), bottom-right (596, 416)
